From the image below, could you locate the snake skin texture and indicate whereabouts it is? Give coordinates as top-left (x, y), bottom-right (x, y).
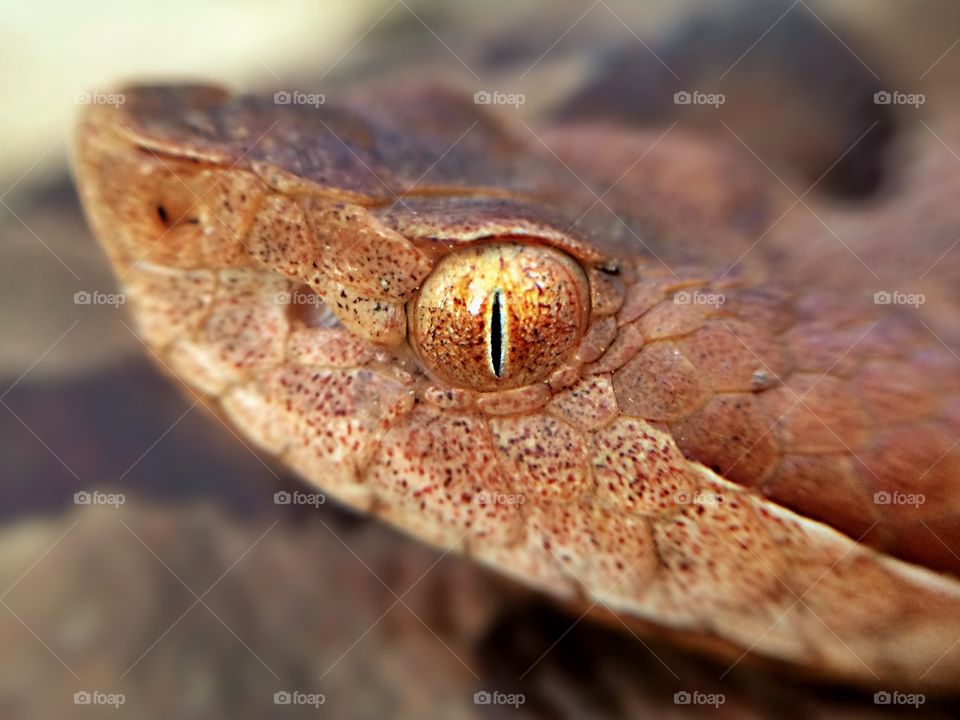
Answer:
top-left (73, 84), bottom-right (960, 689)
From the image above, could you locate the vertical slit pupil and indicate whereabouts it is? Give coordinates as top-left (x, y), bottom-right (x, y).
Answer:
top-left (491, 290), bottom-right (503, 377)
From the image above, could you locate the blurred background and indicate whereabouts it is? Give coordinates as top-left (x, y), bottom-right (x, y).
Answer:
top-left (3, 1), bottom-right (960, 717)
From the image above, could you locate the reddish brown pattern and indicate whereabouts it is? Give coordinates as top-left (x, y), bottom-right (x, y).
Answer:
top-left (546, 375), bottom-right (620, 431)
top-left (73, 85), bottom-right (960, 688)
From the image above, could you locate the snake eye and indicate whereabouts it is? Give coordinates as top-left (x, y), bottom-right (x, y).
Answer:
top-left (409, 243), bottom-right (589, 391)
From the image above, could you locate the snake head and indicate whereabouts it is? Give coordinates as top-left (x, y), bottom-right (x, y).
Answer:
top-left (73, 83), bottom-right (960, 691)
top-left (72, 83), bottom-right (625, 395)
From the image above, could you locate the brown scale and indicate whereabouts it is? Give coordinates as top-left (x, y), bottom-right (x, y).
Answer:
top-left (74, 83), bottom-right (960, 689)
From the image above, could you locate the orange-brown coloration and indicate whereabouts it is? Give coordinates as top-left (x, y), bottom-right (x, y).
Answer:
top-left (546, 376), bottom-right (620, 431)
top-left (409, 243), bottom-right (589, 391)
top-left (613, 341), bottom-right (709, 421)
top-left (491, 414), bottom-right (591, 503)
top-left (73, 84), bottom-right (960, 689)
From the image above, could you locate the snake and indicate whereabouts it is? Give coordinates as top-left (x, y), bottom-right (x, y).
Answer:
top-left (72, 82), bottom-right (960, 690)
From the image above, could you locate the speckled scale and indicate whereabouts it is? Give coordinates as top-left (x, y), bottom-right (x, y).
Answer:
top-left (323, 279), bottom-right (406, 345)
top-left (285, 327), bottom-right (377, 367)
top-left (616, 277), bottom-right (673, 326)
top-left (77, 139), bottom-right (210, 269)
top-left (74, 84), bottom-right (960, 689)
top-left (194, 270), bottom-right (289, 378)
top-left (300, 197), bottom-right (433, 300)
top-left (199, 170), bottom-right (269, 267)
top-left (612, 341), bottom-right (709, 422)
top-left (475, 385), bottom-right (551, 416)
top-left (546, 375), bottom-right (620, 431)
top-left (585, 322), bottom-right (645, 374)
top-left (587, 267), bottom-right (625, 317)
top-left (243, 196), bottom-right (408, 343)
top-left (124, 264), bottom-right (216, 349)
top-left (574, 316), bottom-right (618, 363)
top-left (490, 414), bottom-right (593, 504)
top-left (368, 409), bottom-right (526, 550)
top-left (264, 365), bottom-right (413, 494)
top-left (651, 479), bottom-right (788, 614)
top-left (591, 417), bottom-right (696, 514)
top-left (165, 269), bottom-right (288, 394)
top-left (244, 194), bottom-right (316, 279)
top-left (521, 500), bottom-right (660, 610)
